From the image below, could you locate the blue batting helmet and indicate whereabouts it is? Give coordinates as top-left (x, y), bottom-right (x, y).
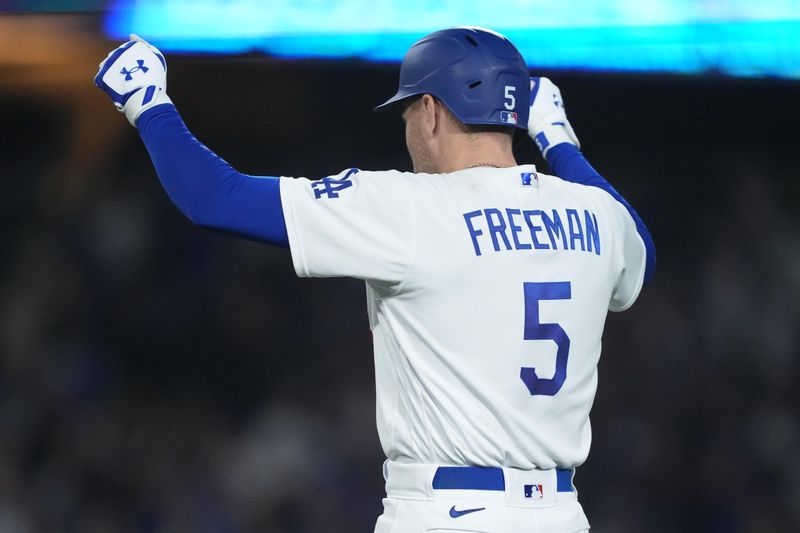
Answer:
top-left (374, 27), bottom-right (530, 130)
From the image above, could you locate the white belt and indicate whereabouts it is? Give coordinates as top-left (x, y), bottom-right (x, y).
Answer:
top-left (383, 460), bottom-right (576, 508)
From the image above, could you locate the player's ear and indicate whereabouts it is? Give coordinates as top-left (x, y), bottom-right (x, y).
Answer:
top-left (420, 94), bottom-right (438, 137)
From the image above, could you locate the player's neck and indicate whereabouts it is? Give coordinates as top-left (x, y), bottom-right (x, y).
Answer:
top-left (428, 128), bottom-right (517, 173)
top-left (440, 137), bottom-right (517, 174)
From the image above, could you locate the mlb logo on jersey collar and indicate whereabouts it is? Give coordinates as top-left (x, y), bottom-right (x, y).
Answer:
top-left (521, 171), bottom-right (537, 186)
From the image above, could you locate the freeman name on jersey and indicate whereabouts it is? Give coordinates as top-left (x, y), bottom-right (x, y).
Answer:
top-left (462, 208), bottom-right (601, 257)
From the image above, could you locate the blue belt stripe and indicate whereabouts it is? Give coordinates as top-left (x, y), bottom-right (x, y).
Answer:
top-left (432, 466), bottom-right (505, 491)
top-left (431, 466), bottom-right (574, 493)
top-left (556, 468), bottom-right (573, 492)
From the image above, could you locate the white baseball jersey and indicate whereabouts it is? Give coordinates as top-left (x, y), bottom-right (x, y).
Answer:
top-left (280, 164), bottom-right (645, 470)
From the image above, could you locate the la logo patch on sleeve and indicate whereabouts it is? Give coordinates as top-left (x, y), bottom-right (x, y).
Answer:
top-left (312, 168), bottom-right (359, 199)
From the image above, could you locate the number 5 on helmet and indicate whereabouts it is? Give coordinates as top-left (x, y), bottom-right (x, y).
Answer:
top-left (94, 36), bottom-right (172, 127)
top-left (527, 77), bottom-right (580, 157)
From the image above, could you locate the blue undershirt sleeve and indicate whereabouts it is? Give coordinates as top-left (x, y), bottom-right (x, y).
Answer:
top-left (136, 104), bottom-right (289, 248)
top-left (546, 143), bottom-right (655, 284)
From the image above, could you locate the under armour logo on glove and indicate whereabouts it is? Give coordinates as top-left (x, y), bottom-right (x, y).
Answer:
top-left (120, 59), bottom-right (149, 80)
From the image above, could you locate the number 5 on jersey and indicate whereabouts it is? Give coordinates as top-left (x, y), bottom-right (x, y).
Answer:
top-left (521, 282), bottom-right (571, 396)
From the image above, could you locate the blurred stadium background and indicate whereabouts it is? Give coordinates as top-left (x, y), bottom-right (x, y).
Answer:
top-left (1, 1), bottom-right (799, 531)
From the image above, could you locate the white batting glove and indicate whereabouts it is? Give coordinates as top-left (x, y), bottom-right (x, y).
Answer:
top-left (94, 35), bottom-right (172, 127)
top-left (527, 77), bottom-right (580, 157)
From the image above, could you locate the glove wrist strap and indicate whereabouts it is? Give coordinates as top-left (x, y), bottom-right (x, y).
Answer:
top-left (532, 125), bottom-right (578, 157)
top-left (123, 86), bottom-right (172, 126)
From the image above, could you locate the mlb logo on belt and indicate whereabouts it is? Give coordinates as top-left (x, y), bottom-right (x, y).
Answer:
top-left (500, 111), bottom-right (518, 125)
top-left (524, 484), bottom-right (544, 499)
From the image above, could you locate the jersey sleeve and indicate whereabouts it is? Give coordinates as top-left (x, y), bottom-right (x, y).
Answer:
top-left (279, 168), bottom-right (415, 289)
top-left (608, 199), bottom-right (647, 312)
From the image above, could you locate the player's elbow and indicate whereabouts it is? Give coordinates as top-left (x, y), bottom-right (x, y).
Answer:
top-left (185, 207), bottom-right (221, 231)
top-left (173, 199), bottom-right (215, 229)
top-left (183, 204), bottom-right (241, 238)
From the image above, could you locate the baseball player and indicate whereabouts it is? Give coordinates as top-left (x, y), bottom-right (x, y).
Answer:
top-left (95, 27), bottom-right (655, 532)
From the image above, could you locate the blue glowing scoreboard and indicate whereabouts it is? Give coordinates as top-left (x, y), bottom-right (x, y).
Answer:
top-left (104, 0), bottom-right (800, 78)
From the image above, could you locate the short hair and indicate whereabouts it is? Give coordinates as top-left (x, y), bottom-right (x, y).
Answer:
top-left (404, 94), bottom-right (517, 141)
top-left (435, 97), bottom-right (515, 140)
top-left (463, 122), bottom-right (516, 138)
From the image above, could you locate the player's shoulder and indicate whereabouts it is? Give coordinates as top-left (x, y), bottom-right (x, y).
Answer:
top-left (291, 167), bottom-right (417, 203)
top-left (339, 167), bottom-right (442, 194)
top-left (538, 171), bottom-right (596, 195)
top-left (342, 167), bottom-right (419, 192)
top-left (291, 167), bottom-right (411, 188)
top-left (539, 172), bottom-right (623, 208)
top-left (539, 173), bottom-right (637, 235)
top-left (349, 168), bottom-right (411, 181)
